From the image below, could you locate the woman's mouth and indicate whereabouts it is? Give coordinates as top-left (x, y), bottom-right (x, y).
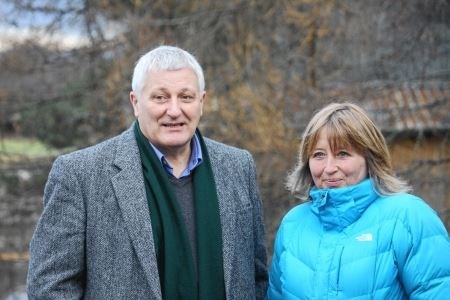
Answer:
top-left (323, 179), bottom-right (343, 187)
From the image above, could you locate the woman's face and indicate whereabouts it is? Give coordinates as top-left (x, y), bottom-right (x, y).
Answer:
top-left (308, 128), bottom-right (368, 189)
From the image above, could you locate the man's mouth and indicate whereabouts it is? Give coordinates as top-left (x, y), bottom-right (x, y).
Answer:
top-left (163, 123), bottom-right (184, 128)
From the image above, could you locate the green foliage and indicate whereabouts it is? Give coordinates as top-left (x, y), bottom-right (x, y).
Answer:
top-left (0, 138), bottom-right (60, 195)
top-left (0, 138), bottom-right (63, 161)
top-left (18, 82), bottom-right (91, 148)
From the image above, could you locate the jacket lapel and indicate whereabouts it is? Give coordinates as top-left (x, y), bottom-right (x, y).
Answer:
top-left (206, 141), bottom-right (236, 297)
top-left (110, 127), bottom-right (162, 299)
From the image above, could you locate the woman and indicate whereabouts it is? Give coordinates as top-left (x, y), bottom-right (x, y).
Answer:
top-left (267, 102), bottom-right (450, 299)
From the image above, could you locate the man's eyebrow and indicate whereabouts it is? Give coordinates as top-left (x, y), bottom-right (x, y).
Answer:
top-left (150, 87), bottom-right (170, 94)
top-left (179, 88), bottom-right (196, 92)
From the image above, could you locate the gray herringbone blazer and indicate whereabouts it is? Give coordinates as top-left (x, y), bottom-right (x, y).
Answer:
top-left (27, 124), bottom-right (268, 299)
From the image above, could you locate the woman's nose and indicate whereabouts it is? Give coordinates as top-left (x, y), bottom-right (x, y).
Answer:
top-left (324, 157), bottom-right (338, 173)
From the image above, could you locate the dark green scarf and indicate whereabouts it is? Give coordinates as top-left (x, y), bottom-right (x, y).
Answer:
top-left (134, 122), bottom-right (225, 300)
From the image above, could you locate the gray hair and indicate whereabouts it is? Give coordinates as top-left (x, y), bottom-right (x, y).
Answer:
top-left (131, 45), bottom-right (205, 95)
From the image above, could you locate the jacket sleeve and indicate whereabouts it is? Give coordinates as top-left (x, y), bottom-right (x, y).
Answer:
top-left (249, 154), bottom-right (268, 299)
top-left (27, 155), bottom-right (86, 299)
top-left (393, 196), bottom-right (450, 299)
top-left (266, 221), bottom-right (285, 300)
top-left (246, 151), bottom-right (269, 300)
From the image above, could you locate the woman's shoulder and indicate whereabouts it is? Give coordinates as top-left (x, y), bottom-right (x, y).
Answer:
top-left (376, 193), bottom-right (435, 215)
top-left (374, 193), bottom-right (446, 235)
top-left (274, 202), bottom-right (317, 247)
top-left (280, 202), bottom-right (313, 224)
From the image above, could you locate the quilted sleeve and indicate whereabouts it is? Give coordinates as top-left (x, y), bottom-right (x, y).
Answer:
top-left (267, 221), bottom-right (285, 300)
top-left (393, 195), bottom-right (450, 299)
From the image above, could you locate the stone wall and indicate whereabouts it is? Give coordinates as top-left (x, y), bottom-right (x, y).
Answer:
top-left (0, 163), bottom-right (49, 299)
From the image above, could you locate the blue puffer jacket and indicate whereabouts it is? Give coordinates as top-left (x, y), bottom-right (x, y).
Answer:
top-left (267, 179), bottom-right (450, 299)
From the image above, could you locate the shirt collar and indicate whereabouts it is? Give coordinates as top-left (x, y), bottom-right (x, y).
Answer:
top-left (149, 133), bottom-right (203, 178)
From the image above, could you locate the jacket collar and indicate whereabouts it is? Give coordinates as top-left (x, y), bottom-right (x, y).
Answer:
top-left (112, 124), bottom-right (162, 298)
top-left (309, 179), bottom-right (377, 231)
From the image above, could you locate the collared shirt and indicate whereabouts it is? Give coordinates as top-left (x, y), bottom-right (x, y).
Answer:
top-left (149, 133), bottom-right (203, 178)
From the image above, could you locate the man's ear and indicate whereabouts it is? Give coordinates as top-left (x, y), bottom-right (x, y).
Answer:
top-left (200, 91), bottom-right (206, 116)
top-left (130, 91), bottom-right (139, 118)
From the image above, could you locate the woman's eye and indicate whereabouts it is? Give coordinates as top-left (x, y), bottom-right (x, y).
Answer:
top-left (312, 152), bottom-right (325, 158)
top-left (337, 151), bottom-right (350, 157)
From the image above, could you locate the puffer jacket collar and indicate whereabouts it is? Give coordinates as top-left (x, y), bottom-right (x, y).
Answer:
top-left (309, 178), bottom-right (378, 231)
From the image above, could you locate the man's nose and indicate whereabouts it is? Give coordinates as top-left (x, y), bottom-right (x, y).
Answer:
top-left (166, 98), bottom-right (182, 116)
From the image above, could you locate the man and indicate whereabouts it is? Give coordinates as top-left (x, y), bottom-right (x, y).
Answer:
top-left (27, 45), bottom-right (268, 299)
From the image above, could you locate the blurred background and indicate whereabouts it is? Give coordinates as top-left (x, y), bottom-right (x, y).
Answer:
top-left (0, 0), bottom-right (449, 298)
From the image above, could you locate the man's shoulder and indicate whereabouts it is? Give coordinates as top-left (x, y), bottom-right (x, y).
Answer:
top-left (57, 126), bottom-right (134, 163)
top-left (204, 137), bottom-right (250, 157)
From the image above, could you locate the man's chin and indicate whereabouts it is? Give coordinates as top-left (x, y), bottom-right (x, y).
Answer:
top-left (159, 137), bottom-right (191, 150)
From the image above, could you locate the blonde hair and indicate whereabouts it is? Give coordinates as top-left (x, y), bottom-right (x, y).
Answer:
top-left (286, 102), bottom-right (411, 200)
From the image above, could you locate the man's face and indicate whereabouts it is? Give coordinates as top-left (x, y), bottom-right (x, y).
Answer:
top-left (130, 68), bottom-right (205, 155)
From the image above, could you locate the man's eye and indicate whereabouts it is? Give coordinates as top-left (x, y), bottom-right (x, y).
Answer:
top-left (152, 95), bottom-right (167, 102)
top-left (180, 95), bottom-right (194, 102)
